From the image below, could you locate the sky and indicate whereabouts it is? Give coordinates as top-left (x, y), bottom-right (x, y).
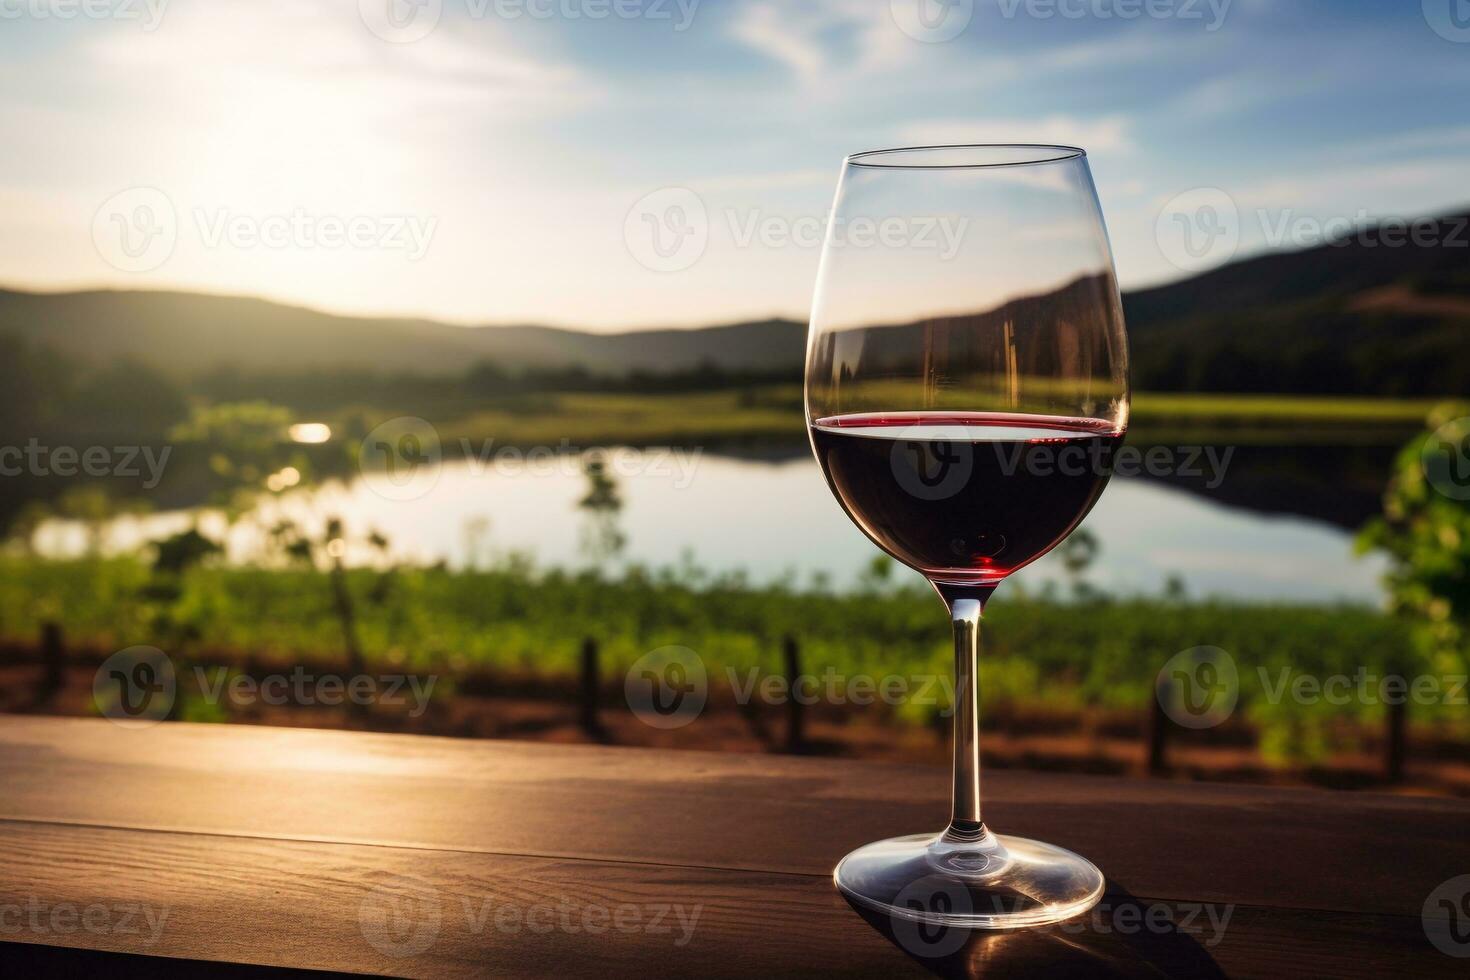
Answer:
top-left (2, 0), bottom-right (1468, 331)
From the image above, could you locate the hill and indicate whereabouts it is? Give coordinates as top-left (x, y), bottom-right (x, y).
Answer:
top-left (0, 288), bottom-right (806, 377)
top-left (2, 208), bottom-right (1467, 394)
top-left (1122, 208), bottom-right (1470, 394)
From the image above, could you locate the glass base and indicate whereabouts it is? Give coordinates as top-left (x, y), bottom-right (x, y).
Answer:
top-left (834, 828), bottom-right (1104, 930)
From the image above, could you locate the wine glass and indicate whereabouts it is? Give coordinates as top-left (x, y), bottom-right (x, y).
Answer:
top-left (806, 145), bottom-right (1128, 928)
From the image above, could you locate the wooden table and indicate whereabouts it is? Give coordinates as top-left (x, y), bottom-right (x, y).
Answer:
top-left (1, 716), bottom-right (1467, 977)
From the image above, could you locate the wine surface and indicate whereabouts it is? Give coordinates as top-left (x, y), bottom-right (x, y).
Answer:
top-left (810, 412), bottom-right (1123, 583)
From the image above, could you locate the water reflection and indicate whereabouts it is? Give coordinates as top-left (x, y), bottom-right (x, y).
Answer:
top-left (33, 451), bottom-right (1386, 603)
top-left (845, 885), bottom-right (1228, 978)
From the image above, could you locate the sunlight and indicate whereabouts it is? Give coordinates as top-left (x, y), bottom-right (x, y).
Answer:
top-left (289, 423), bottom-right (332, 444)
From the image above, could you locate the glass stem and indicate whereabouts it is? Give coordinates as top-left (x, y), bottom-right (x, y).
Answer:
top-left (938, 583), bottom-right (996, 842)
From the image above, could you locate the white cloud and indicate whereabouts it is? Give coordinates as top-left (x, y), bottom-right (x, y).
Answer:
top-left (725, 0), bottom-right (935, 85)
top-left (1167, 71), bottom-right (1288, 118)
top-left (1034, 30), bottom-right (1173, 71)
top-left (727, 1), bottom-right (830, 82)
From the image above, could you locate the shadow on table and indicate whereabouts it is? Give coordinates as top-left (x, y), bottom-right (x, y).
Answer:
top-left (844, 883), bottom-right (1227, 979)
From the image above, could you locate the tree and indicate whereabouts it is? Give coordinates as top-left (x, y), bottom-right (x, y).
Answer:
top-left (1357, 402), bottom-right (1470, 684)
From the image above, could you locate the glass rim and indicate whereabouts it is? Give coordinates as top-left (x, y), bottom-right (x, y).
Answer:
top-left (845, 144), bottom-right (1087, 170)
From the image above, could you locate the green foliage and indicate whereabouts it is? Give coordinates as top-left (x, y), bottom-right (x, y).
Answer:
top-left (0, 555), bottom-right (1429, 755)
top-left (1358, 402), bottom-right (1470, 682)
top-left (152, 529), bottom-right (224, 575)
top-left (577, 455), bottom-right (626, 565)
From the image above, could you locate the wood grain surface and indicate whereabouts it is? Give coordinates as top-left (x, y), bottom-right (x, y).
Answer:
top-left (0, 716), bottom-right (1466, 977)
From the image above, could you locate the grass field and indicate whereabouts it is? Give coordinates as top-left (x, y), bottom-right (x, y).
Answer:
top-left (406, 388), bottom-right (1439, 451)
top-left (3, 555), bottom-right (1459, 765)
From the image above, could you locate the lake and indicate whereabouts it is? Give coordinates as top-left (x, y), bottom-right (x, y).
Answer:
top-left (35, 447), bottom-right (1388, 604)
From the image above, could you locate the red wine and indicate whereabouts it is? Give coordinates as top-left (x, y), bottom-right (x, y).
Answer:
top-left (810, 412), bottom-right (1124, 583)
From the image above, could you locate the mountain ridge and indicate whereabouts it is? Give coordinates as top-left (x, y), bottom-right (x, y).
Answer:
top-left (3, 207), bottom-right (1467, 393)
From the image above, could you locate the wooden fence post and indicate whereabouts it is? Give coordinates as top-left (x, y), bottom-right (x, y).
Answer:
top-left (41, 621), bottom-right (65, 698)
top-left (783, 634), bottom-right (804, 753)
top-left (1385, 694), bottom-right (1407, 784)
top-left (1147, 680), bottom-right (1170, 776)
top-left (580, 637), bottom-right (601, 738)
